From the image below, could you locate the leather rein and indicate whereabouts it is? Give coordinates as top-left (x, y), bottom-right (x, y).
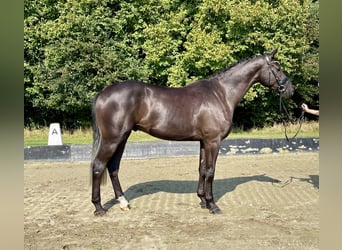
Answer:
top-left (265, 55), bottom-right (304, 141)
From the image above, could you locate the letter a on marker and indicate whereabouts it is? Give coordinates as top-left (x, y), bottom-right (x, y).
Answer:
top-left (48, 123), bottom-right (63, 145)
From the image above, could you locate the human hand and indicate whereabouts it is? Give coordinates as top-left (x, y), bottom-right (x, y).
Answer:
top-left (301, 103), bottom-right (308, 111)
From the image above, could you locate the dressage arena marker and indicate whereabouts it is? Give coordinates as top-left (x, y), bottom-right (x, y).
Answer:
top-left (48, 123), bottom-right (63, 146)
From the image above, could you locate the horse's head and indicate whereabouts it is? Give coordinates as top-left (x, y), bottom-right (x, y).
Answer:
top-left (259, 48), bottom-right (294, 98)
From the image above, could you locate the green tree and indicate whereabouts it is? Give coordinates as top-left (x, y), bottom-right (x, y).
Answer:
top-left (24, 0), bottom-right (319, 129)
top-left (297, 0), bottom-right (319, 109)
top-left (25, 0), bottom-right (150, 127)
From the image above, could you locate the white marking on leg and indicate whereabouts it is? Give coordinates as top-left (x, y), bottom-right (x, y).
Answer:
top-left (118, 196), bottom-right (130, 211)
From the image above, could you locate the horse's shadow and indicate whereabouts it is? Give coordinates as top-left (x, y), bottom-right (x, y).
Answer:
top-left (308, 175), bottom-right (319, 189)
top-left (279, 175), bottom-right (319, 189)
top-left (103, 174), bottom-right (281, 210)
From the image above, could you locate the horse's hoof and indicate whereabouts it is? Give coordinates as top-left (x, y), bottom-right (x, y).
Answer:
top-left (94, 208), bottom-right (107, 216)
top-left (200, 201), bottom-right (211, 209)
top-left (120, 205), bottom-right (130, 211)
top-left (200, 201), bottom-right (207, 209)
top-left (209, 207), bottom-right (222, 214)
top-left (118, 196), bottom-right (130, 211)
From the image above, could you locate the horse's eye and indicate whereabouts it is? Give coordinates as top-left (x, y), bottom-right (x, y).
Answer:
top-left (272, 61), bottom-right (281, 70)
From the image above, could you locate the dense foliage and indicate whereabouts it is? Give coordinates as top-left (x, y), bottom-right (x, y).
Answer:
top-left (24, 0), bottom-right (319, 129)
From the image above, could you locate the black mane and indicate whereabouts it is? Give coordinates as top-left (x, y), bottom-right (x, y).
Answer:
top-left (209, 54), bottom-right (264, 79)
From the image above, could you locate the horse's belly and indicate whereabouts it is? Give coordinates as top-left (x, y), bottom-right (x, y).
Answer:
top-left (151, 126), bottom-right (199, 141)
top-left (137, 119), bottom-right (199, 141)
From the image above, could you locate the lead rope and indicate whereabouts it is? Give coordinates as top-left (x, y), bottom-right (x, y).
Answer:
top-left (279, 96), bottom-right (305, 141)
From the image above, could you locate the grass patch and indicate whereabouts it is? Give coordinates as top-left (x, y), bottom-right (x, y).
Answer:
top-left (24, 121), bottom-right (319, 146)
top-left (230, 121), bottom-right (319, 139)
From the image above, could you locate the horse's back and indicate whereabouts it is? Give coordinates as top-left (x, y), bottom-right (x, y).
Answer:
top-left (99, 80), bottom-right (145, 98)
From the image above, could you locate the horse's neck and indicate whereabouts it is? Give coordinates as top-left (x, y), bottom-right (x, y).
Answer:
top-left (216, 60), bottom-right (261, 109)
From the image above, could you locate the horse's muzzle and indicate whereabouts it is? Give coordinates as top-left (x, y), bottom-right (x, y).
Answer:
top-left (280, 83), bottom-right (294, 98)
top-left (278, 79), bottom-right (294, 98)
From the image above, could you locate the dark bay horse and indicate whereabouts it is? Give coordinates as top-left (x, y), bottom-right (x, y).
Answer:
top-left (90, 48), bottom-right (294, 215)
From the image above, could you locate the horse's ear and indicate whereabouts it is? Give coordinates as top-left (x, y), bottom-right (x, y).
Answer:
top-left (269, 48), bottom-right (278, 59)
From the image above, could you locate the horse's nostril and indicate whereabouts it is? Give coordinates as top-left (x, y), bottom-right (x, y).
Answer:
top-left (290, 88), bottom-right (295, 96)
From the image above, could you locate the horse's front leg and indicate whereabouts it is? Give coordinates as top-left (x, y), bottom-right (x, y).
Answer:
top-left (197, 142), bottom-right (208, 209)
top-left (203, 140), bottom-right (221, 214)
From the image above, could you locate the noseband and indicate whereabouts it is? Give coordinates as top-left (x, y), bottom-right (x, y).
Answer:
top-left (265, 55), bottom-right (289, 93)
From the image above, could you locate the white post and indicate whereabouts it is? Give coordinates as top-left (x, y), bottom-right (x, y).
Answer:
top-left (48, 123), bottom-right (63, 145)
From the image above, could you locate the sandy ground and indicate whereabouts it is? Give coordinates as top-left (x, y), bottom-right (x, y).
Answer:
top-left (24, 152), bottom-right (319, 250)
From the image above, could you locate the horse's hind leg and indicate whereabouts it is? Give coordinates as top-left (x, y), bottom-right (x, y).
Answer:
top-left (91, 142), bottom-right (118, 216)
top-left (107, 134), bottom-right (131, 211)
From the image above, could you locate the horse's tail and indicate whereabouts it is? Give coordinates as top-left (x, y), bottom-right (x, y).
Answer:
top-left (90, 92), bottom-right (107, 186)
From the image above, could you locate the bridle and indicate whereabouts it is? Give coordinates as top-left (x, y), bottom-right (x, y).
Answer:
top-left (265, 55), bottom-right (304, 141)
top-left (279, 97), bottom-right (305, 141)
top-left (265, 55), bottom-right (289, 94)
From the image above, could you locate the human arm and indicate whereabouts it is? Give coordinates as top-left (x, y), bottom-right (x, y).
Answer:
top-left (301, 103), bottom-right (319, 116)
